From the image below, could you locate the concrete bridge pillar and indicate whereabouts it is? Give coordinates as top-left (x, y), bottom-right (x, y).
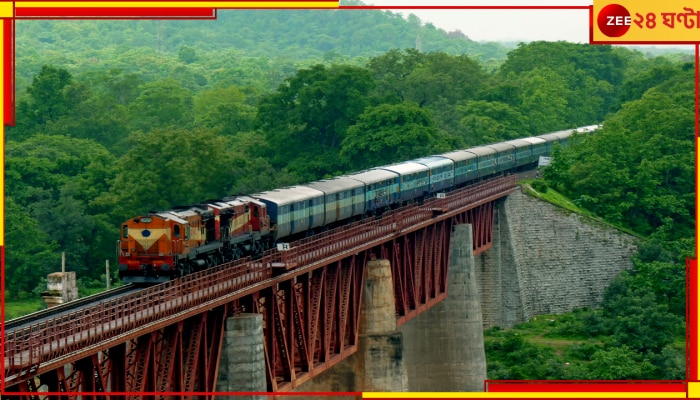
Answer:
top-left (400, 223), bottom-right (488, 391)
top-left (216, 313), bottom-right (267, 400)
top-left (41, 271), bottom-right (78, 308)
top-left (292, 258), bottom-right (408, 395)
top-left (356, 258), bottom-right (409, 392)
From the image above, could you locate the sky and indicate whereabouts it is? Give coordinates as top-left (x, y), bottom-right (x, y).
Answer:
top-left (360, 1), bottom-right (594, 43)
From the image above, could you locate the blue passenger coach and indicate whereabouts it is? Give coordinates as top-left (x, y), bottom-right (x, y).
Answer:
top-left (465, 146), bottom-right (498, 178)
top-left (412, 156), bottom-right (455, 193)
top-left (304, 177), bottom-right (365, 225)
top-left (254, 186), bottom-right (325, 238)
top-left (379, 162), bottom-right (430, 203)
top-left (343, 169), bottom-right (400, 214)
top-left (438, 150), bottom-right (479, 185)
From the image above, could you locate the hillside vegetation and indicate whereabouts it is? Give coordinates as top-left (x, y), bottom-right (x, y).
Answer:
top-left (5, 7), bottom-right (693, 381)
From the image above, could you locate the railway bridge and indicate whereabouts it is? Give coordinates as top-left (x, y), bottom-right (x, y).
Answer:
top-left (3, 175), bottom-right (517, 397)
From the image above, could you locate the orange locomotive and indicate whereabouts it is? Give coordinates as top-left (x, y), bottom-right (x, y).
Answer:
top-left (118, 196), bottom-right (270, 284)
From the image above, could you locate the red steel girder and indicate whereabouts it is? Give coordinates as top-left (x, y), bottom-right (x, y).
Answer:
top-left (4, 306), bottom-right (228, 399)
top-left (453, 201), bottom-right (495, 255)
top-left (4, 177), bottom-right (515, 395)
top-left (385, 218), bottom-right (454, 327)
top-left (258, 253), bottom-right (366, 392)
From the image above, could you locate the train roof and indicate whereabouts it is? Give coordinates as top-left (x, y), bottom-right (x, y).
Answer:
top-left (464, 146), bottom-right (497, 157)
top-left (254, 186), bottom-right (325, 206)
top-left (234, 195), bottom-right (267, 208)
top-left (304, 176), bottom-right (364, 194)
top-left (486, 142), bottom-right (516, 152)
top-left (156, 212), bottom-right (188, 224)
top-left (518, 137), bottom-right (547, 145)
top-left (169, 206), bottom-right (210, 218)
top-left (378, 162), bottom-right (428, 176)
top-left (209, 198), bottom-right (247, 211)
top-left (537, 129), bottom-right (576, 141)
top-left (344, 169), bottom-right (398, 184)
top-left (412, 156), bottom-right (454, 169)
top-left (437, 150), bottom-right (478, 163)
top-left (504, 138), bottom-right (533, 147)
top-left (575, 125), bottom-right (599, 133)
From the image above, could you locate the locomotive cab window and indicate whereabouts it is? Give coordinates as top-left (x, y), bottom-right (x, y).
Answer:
top-left (122, 225), bottom-right (128, 239)
top-left (174, 225), bottom-right (181, 238)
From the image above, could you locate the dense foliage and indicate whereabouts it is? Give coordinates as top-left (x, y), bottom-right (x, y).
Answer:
top-left (5, 8), bottom-right (694, 381)
top-left (485, 239), bottom-right (688, 380)
top-left (14, 7), bottom-right (510, 93)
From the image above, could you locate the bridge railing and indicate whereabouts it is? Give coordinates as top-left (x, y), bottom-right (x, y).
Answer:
top-left (4, 175), bottom-right (518, 385)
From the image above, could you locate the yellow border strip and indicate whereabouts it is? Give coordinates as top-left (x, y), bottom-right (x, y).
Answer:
top-left (0, 3), bottom-right (695, 398)
top-left (15, 1), bottom-right (338, 8)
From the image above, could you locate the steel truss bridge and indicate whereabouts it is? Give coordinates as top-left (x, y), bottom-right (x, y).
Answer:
top-left (3, 175), bottom-right (517, 398)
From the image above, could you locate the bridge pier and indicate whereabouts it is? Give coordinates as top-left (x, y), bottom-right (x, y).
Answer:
top-left (356, 258), bottom-right (409, 392)
top-left (400, 223), bottom-right (487, 391)
top-left (292, 258), bottom-right (408, 396)
top-left (216, 313), bottom-right (267, 399)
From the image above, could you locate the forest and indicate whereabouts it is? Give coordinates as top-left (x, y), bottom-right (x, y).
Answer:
top-left (5, 7), bottom-right (695, 381)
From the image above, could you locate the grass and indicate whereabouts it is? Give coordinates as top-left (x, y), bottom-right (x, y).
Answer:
top-left (4, 296), bottom-right (45, 320)
top-left (483, 311), bottom-right (605, 363)
top-left (519, 178), bottom-right (644, 239)
top-left (3, 285), bottom-right (111, 321)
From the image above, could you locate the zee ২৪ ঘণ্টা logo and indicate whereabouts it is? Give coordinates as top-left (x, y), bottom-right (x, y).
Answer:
top-left (597, 3), bottom-right (631, 37)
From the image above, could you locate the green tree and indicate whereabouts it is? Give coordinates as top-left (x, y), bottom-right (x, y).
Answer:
top-left (493, 42), bottom-right (627, 125)
top-left (5, 197), bottom-right (58, 299)
top-left (516, 68), bottom-right (570, 133)
top-left (459, 100), bottom-right (528, 144)
top-left (604, 289), bottom-right (684, 354)
top-left (6, 135), bottom-right (119, 282)
top-left (128, 79), bottom-right (194, 132)
top-left (256, 63), bottom-right (374, 180)
top-left (544, 69), bottom-right (693, 239)
top-left (367, 49), bottom-right (486, 107)
top-left (194, 85), bottom-right (255, 135)
top-left (178, 45), bottom-right (197, 64)
top-left (340, 102), bottom-right (446, 171)
top-left (32, 182), bottom-right (96, 278)
top-left (585, 346), bottom-right (655, 380)
top-left (17, 65), bottom-right (74, 128)
top-left (5, 134), bottom-right (116, 205)
top-left (101, 127), bottom-right (237, 219)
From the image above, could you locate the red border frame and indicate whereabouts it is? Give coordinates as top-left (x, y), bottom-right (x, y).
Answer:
top-left (1, 3), bottom-right (697, 398)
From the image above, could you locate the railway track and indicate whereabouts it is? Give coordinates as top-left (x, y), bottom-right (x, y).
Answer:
top-left (4, 284), bottom-right (139, 331)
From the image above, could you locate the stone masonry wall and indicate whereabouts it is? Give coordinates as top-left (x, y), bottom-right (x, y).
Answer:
top-left (475, 186), bottom-right (638, 328)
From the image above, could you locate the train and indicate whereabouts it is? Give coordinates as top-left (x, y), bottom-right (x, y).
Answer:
top-left (117, 125), bottom-right (598, 284)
